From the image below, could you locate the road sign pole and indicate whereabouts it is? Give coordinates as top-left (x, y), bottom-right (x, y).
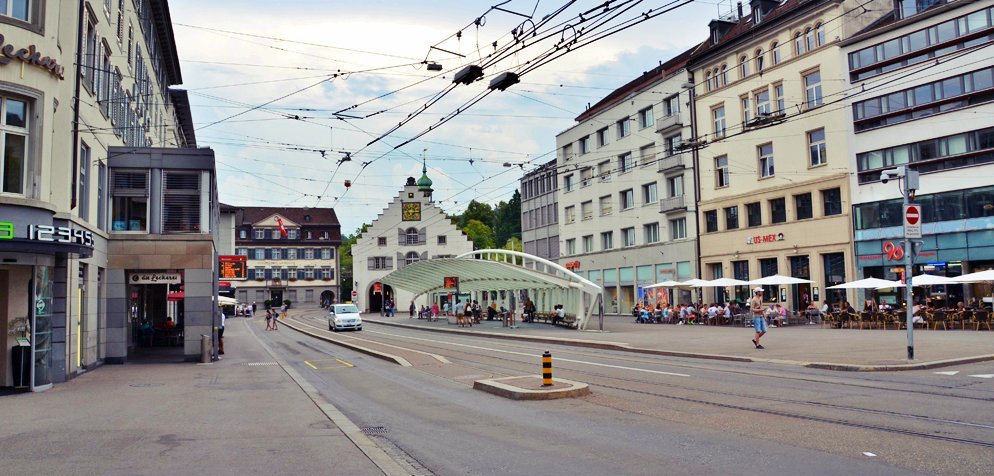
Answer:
top-left (904, 185), bottom-right (914, 360)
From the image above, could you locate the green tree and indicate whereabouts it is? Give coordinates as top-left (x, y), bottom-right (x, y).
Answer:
top-left (459, 200), bottom-right (496, 229)
top-left (502, 235), bottom-right (523, 264)
top-left (339, 223), bottom-right (369, 301)
top-left (462, 219), bottom-right (496, 250)
top-left (493, 189), bottom-right (521, 248)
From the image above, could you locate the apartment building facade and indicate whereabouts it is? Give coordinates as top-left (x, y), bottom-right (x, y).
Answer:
top-left (520, 159), bottom-right (559, 261)
top-left (688, 0), bottom-right (888, 310)
top-left (556, 50), bottom-right (699, 313)
top-left (844, 0), bottom-right (994, 306)
top-left (232, 207), bottom-right (342, 308)
top-left (0, 0), bottom-right (197, 390)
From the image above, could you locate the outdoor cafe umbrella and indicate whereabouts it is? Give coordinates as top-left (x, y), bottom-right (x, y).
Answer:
top-left (908, 274), bottom-right (957, 286)
top-left (747, 274), bottom-right (812, 286)
top-left (953, 269), bottom-right (994, 307)
top-left (826, 277), bottom-right (903, 289)
top-left (691, 278), bottom-right (749, 287)
top-left (643, 280), bottom-right (683, 289)
top-left (678, 278), bottom-right (709, 287)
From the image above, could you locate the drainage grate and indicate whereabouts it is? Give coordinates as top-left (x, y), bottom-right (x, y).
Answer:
top-left (247, 362), bottom-right (279, 366)
top-left (360, 426), bottom-right (388, 435)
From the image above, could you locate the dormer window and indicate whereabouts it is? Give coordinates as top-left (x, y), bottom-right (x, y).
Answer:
top-left (303, 215), bottom-right (312, 222)
top-left (754, 8), bottom-right (762, 24)
top-left (712, 29), bottom-right (721, 45)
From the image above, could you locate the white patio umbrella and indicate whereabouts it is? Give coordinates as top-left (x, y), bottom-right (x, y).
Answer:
top-left (747, 274), bottom-right (812, 286)
top-left (952, 269), bottom-right (994, 306)
top-left (827, 277), bottom-right (903, 289)
top-left (217, 295), bottom-right (237, 307)
top-left (692, 277), bottom-right (749, 287)
top-left (678, 278), bottom-right (709, 287)
top-left (643, 280), bottom-right (683, 289)
top-left (909, 274), bottom-right (957, 286)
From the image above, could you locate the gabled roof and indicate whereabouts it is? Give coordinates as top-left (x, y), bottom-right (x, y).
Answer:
top-left (574, 46), bottom-right (696, 122)
top-left (251, 213), bottom-right (301, 228)
top-left (236, 206), bottom-right (340, 227)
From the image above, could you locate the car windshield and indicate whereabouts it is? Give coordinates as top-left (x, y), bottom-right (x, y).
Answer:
top-left (335, 305), bottom-right (359, 314)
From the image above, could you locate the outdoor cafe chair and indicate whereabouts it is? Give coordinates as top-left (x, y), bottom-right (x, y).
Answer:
top-left (973, 309), bottom-right (992, 331)
top-left (931, 310), bottom-right (949, 330)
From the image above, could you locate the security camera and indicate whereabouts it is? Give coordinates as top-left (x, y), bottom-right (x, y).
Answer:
top-left (879, 168), bottom-right (902, 184)
top-left (880, 172), bottom-right (890, 184)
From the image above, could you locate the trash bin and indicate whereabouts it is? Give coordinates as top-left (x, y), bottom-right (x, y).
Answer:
top-left (200, 334), bottom-right (211, 363)
top-left (11, 341), bottom-right (31, 387)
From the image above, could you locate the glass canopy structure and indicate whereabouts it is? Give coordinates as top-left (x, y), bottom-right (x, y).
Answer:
top-left (381, 249), bottom-right (603, 329)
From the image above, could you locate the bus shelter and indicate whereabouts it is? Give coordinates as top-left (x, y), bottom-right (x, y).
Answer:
top-left (380, 249), bottom-right (603, 330)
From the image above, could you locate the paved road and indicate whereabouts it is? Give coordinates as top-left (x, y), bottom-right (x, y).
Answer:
top-left (272, 311), bottom-right (994, 475)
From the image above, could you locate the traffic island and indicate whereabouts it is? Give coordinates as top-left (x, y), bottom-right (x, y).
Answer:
top-left (473, 376), bottom-right (591, 400)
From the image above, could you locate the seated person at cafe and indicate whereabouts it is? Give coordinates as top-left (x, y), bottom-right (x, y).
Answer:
top-left (863, 299), bottom-right (878, 312)
top-left (955, 301), bottom-right (967, 313)
top-left (164, 317), bottom-right (176, 330)
top-left (841, 300), bottom-right (856, 313)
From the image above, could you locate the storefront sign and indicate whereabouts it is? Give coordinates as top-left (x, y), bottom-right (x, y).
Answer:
top-left (883, 242), bottom-right (905, 261)
top-left (130, 272), bottom-right (181, 284)
top-left (0, 35), bottom-right (66, 79)
top-left (218, 255), bottom-right (247, 280)
top-left (746, 233), bottom-right (784, 245)
top-left (0, 221), bottom-right (12, 239)
top-left (28, 224), bottom-right (94, 247)
top-left (564, 261), bottom-right (581, 270)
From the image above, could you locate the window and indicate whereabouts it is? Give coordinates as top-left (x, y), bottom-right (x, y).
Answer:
top-left (663, 95), bottom-right (679, 116)
top-left (599, 195), bottom-right (613, 216)
top-left (725, 206), bottom-right (739, 230)
top-left (437, 235), bottom-right (447, 245)
top-left (639, 144), bottom-right (655, 167)
top-left (794, 32), bottom-right (805, 56)
top-left (1, 0), bottom-right (31, 21)
top-left (254, 249), bottom-right (265, 260)
top-left (771, 42), bottom-right (781, 65)
top-left (622, 227), bottom-right (636, 247)
top-left (406, 227), bottom-right (419, 245)
top-left (808, 128), bottom-right (827, 166)
top-left (304, 248), bottom-right (315, 259)
top-left (741, 96), bottom-right (752, 125)
top-left (746, 202), bottom-right (762, 227)
top-left (712, 106), bottom-right (726, 137)
top-left (287, 249), bottom-right (297, 259)
top-left (0, 96), bottom-right (28, 194)
top-left (804, 70), bottom-right (823, 108)
top-left (582, 235), bottom-right (594, 253)
top-left (238, 230), bottom-right (247, 239)
top-left (823, 253), bottom-right (846, 303)
top-left (79, 142), bottom-right (90, 221)
top-left (596, 128), bottom-right (609, 147)
top-left (564, 174), bottom-right (575, 192)
top-left (704, 210), bottom-right (718, 232)
top-left (758, 143), bottom-right (774, 177)
top-left (668, 175), bottom-right (684, 198)
top-left (565, 239), bottom-right (576, 255)
top-left (579, 136), bottom-right (590, 154)
top-left (272, 249), bottom-right (282, 260)
top-left (720, 65), bottom-right (728, 87)
top-left (815, 23), bottom-right (825, 47)
top-left (644, 223), bottom-right (660, 244)
top-left (405, 252), bottom-right (420, 265)
top-left (705, 71), bottom-right (712, 92)
top-left (270, 229), bottom-right (281, 240)
top-left (755, 49), bottom-right (765, 72)
top-left (759, 258), bottom-right (779, 297)
top-left (110, 170), bottom-right (148, 231)
top-left (664, 134), bottom-right (681, 156)
top-left (580, 167), bottom-right (592, 186)
top-left (642, 182), bottom-right (658, 204)
top-left (670, 218), bottom-right (687, 240)
top-left (795, 193), bottom-right (813, 220)
top-left (565, 205), bottom-right (576, 223)
top-left (770, 198), bottom-right (786, 224)
top-left (715, 156), bottom-right (729, 188)
top-left (739, 55), bottom-right (749, 78)
top-left (97, 162), bottom-right (107, 231)
top-left (822, 187), bottom-right (842, 216)
top-left (82, 12), bottom-right (97, 91)
top-left (805, 27), bottom-right (815, 52)
top-left (620, 189), bottom-right (635, 210)
top-left (323, 268), bottom-right (334, 280)
top-left (162, 172), bottom-right (201, 233)
top-left (755, 89), bottom-right (771, 117)
top-left (617, 118), bottom-right (631, 138)
top-left (321, 248), bottom-right (332, 259)
top-left (618, 152), bottom-right (634, 173)
top-left (774, 83), bottom-right (784, 113)
top-left (598, 160), bottom-right (610, 181)
top-left (581, 201), bottom-right (593, 220)
top-left (601, 231), bottom-right (613, 250)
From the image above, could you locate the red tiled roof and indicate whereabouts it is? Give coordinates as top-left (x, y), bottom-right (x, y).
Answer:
top-left (574, 46), bottom-right (697, 122)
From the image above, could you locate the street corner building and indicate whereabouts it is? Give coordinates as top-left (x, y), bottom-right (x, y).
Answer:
top-left (0, 0), bottom-right (217, 391)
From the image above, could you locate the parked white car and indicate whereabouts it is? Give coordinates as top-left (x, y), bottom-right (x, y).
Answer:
top-left (328, 304), bottom-right (362, 331)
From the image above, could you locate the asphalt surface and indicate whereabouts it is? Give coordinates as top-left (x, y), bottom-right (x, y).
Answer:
top-left (277, 309), bottom-right (994, 475)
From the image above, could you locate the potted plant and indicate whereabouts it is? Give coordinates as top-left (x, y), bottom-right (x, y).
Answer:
top-left (283, 299), bottom-right (292, 309)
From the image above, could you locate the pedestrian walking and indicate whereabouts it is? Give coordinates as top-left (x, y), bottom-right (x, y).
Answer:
top-left (265, 309), bottom-right (273, 330)
top-left (218, 310), bottom-right (226, 355)
top-left (252, 302), bottom-right (257, 314)
top-left (271, 309), bottom-right (279, 330)
top-left (750, 287), bottom-right (767, 349)
top-left (280, 303), bottom-right (288, 320)
top-left (409, 301), bottom-right (416, 318)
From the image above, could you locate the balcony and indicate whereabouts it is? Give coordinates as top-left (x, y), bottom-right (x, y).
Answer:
top-left (655, 114), bottom-right (683, 134)
top-left (658, 153), bottom-right (686, 173)
top-left (659, 195), bottom-right (686, 214)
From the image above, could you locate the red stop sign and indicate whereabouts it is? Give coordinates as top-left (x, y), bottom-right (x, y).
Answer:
top-left (906, 205), bottom-right (920, 225)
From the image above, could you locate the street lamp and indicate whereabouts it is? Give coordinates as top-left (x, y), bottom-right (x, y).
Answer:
top-left (880, 165), bottom-right (920, 360)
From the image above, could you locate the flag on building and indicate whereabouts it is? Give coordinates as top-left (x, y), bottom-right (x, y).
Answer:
top-left (277, 217), bottom-right (288, 238)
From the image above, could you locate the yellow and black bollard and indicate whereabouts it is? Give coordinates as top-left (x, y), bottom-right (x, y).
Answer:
top-left (542, 351), bottom-right (553, 386)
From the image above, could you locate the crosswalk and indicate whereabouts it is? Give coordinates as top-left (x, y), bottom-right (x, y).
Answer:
top-left (932, 371), bottom-right (994, 378)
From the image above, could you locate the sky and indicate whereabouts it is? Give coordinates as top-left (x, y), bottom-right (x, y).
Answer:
top-left (167, 0), bottom-right (731, 234)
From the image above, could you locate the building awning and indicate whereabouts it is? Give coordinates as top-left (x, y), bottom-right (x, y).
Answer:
top-left (381, 250), bottom-right (602, 329)
top-left (0, 239), bottom-right (93, 258)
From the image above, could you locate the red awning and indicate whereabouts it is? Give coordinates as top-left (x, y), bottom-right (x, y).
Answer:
top-left (167, 292), bottom-right (185, 301)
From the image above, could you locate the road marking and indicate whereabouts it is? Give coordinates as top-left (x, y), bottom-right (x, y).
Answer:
top-left (305, 358), bottom-right (355, 369)
top-left (367, 330), bottom-right (691, 377)
top-left (933, 371), bottom-right (959, 376)
top-left (305, 361), bottom-right (318, 369)
top-left (293, 317), bottom-right (449, 363)
top-left (968, 374), bottom-right (994, 379)
top-left (336, 358), bottom-right (355, 368)
top-left (862, 452), bottom-right (877, 457)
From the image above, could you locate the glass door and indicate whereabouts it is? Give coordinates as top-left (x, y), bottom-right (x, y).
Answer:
top-left (31, 266), bottom-right (53, 391)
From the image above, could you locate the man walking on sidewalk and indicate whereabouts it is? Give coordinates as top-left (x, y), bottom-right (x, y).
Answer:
top-left (750, 287), bottom-right (767, 349)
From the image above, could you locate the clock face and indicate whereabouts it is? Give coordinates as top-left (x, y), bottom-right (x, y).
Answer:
top-left (402, 202), bottom-right (421, 221)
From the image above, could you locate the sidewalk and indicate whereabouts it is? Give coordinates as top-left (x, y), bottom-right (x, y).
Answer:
top-left (0, 317), bottom-right (395, 475)
top-left (353, 311), bottom-right (994, 371)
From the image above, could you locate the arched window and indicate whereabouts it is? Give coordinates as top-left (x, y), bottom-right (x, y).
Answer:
top-left (406, 227), bottom-right (419, 245)
top-left (816, 23), bottom-right (825, 46)
top-left (805, 27), bottom-right (815, 52)
top-left (405, 251), bottom-right (420, 265)
top-left (705, 71), bottom-right (712, 91)
top-left (711, 68), bottom-right (719, 89)
top-left (755, 49), bottom-right (765, 72)
top-left (794, 32), bottom-right (804, 55)
top-left (739, 55), bottom-right (749, 78)
top-left (720, 64), bottom-right (728, 86)
top-left (771, 42), bottom-right (781, 65)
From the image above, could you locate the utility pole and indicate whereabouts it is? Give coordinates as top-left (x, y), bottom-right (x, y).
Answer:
top-left (882, 166), bottom-right (920, 360)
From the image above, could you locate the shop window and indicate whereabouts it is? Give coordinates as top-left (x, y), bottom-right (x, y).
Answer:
top-left (760, 258), bottom-right (779, 298)
top-left (111, 170), bottom-right (148, 231)
top-left (162, 171), bottom-right (202, 233)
